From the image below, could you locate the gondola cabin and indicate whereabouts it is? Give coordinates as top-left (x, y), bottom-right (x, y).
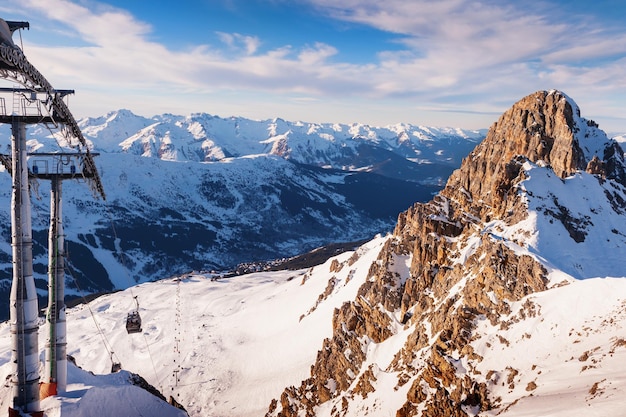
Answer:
top-left (111, 362), bottom-right (122, 373)
top-left (126, 310), bottom-right (142, 334)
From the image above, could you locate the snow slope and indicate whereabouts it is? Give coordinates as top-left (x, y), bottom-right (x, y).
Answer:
top-left (0, 236), bottom-right (390, 417)
top-left (474, 277), bottom-right (626, 417)
top-left (36, 367), bottom-right (186, 417)
top-left (309, 275), bottom-right (626, 417)
top-left (488, 161), bottom-right (626, 279)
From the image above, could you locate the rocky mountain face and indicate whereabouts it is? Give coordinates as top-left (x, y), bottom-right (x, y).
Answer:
top-left (0, 112), bottom-right (482, 320)
top-left (266, 90), bottom-right (626, 416)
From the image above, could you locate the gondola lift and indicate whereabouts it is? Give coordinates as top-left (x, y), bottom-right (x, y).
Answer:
top-left (110, 351), bottom-right (122, 373)
top-left (126, 295), bottom-right (142, 334)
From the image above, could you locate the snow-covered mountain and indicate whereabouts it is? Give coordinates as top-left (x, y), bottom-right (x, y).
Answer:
top-left (0, 111), bottom-right (483, 320)
top-left (1, 90), bottom-right (626, 417)
top-left (75, 110), bottom-right (483, 174)
top-left (3, 90), bottom-right (626, 417)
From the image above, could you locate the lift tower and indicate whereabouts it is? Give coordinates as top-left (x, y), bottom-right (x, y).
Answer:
top-left (28, 151), bottom-right (101, 397)
top-left (0, 18), bottom-right (105, 416)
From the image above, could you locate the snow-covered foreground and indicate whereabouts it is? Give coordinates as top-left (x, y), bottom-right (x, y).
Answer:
top-left (0, 236), bottom-right (388, 417)
top-left (476, 276), bottom-right (626, 417)
top-left (38, 367), bottom-right (186, 417)
top-left (0, 229), bottom-right (625, 416)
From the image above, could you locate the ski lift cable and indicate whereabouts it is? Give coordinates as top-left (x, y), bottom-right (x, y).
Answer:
top-left (35, 118), bottom-right (162, 384)
top-left (65, 260), bottom-right (120, 366)
top-left (101, 204), bottom-right (137, 304)
top-left (143, 332), bottom-right (163, 393)
top-left (40, 105), bottom-right (159, 378)
top-left (100, 201), bottom-right (166, 386)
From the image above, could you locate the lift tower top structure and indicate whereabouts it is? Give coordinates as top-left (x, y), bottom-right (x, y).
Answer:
top-left (0, 18), bottom-right (105, 417)
top-left (0, 19), bottom-right (105, 198)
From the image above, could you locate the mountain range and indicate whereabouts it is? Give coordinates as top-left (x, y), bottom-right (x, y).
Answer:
top-left (0, 111), bottom-right (484, 320)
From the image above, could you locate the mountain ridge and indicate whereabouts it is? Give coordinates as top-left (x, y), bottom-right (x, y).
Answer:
top-left (75, 109), bottom-right (485, 184)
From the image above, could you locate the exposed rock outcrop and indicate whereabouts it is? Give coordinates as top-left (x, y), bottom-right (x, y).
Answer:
top-left (266, 90), bottom-right (626, 417)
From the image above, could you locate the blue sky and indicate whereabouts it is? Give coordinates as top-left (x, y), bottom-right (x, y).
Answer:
top-left (1, 0), bottom-right (626, 132)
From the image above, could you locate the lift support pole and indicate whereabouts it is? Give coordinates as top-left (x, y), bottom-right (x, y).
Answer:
top-left (43, 175), bottom-right (67, 396)
top-left (9, 119), bottom-right (42, 416)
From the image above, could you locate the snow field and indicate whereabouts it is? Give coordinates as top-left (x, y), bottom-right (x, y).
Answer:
top-left (0, 235), bottom-right (389, 417)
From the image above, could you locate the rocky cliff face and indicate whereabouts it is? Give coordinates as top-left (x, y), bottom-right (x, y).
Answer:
top-left (266, 90), bottom-right (626, 417)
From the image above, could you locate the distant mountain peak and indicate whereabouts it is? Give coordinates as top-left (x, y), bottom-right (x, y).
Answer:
top-left (108, 108), bottom-right (138, 119)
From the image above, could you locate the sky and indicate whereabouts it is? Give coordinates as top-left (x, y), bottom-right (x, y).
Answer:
top-left (0, 0), bottom-right (626, 132)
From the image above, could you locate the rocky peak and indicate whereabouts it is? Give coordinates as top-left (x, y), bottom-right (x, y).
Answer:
top-left (442, 90), bottom-right (625, 221)
top-left (490, 90), bottom-right (586, 176)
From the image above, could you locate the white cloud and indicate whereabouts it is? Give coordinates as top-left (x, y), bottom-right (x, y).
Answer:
top-left (1, 0), bottom-right (625, 131)
top-left (293, 0), bottom-right (626, 127)
top-left (216, 32), bottom-right (261, 55)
